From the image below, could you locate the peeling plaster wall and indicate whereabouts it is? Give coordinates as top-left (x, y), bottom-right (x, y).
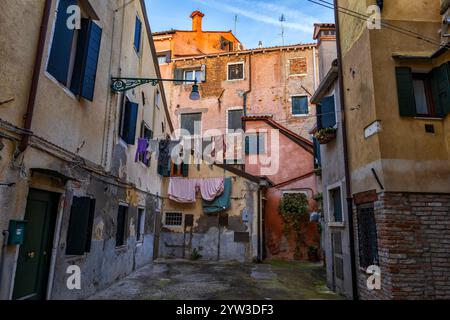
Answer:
top-left (159, 164), bottom-right (259, 262)
top-left (0, 0), bottom-right (170, 300)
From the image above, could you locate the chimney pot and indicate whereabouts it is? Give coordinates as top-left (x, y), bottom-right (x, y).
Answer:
top-left (190, 10), bottom-right (205, 32)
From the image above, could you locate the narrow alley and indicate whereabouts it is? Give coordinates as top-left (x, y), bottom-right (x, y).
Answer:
top-left (89, 260), bottom-right (342, 300)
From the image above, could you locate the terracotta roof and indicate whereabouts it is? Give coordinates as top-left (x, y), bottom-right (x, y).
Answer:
top-left (313, 23), bottom-right (336, 40)
top-left (242, 115), bottom-right (313, 155)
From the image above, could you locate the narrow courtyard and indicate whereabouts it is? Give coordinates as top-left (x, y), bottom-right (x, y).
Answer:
top-left (89, 260), bottom-right (343, 300)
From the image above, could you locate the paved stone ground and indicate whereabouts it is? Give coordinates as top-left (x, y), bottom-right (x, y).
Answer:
top-left (88, 259), bottom-right (344, 300)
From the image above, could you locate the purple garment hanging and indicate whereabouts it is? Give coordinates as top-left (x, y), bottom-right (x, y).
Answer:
top-left (135, 138), bottom-right (149, 162)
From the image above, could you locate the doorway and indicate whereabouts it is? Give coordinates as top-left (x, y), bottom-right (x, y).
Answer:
top-left (12, 189), bottom-right (60, 300)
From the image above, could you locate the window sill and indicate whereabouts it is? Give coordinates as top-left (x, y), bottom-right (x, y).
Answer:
top-left (328, 222), bottom-right (345, 228)
top-left (413, 116), bottom-right (443, 121)
top-left (292, 114), bottom-right (309, 117)
top-left (227, 78), bottom-right (245, 82)
top-left (115, 245), bottom-right (127, 251)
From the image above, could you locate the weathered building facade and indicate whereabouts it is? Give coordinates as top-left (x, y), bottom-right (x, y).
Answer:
top-left (311, 24), bottom-right (354, 299)
top-left (152, 14), bottom-right (320, 261)
top-left (0, 0), bottom-right (171, 300)
top-left (336, 0), bottom-right (450, 299)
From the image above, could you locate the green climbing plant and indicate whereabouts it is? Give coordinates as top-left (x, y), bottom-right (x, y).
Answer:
top-left (278, 193), bottom-right (310, 259)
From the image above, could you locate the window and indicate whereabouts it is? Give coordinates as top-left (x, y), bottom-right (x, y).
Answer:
top-left (119, 97), bottom-right (139, 145)
top-left (47, 0), bottom-right (102, 101)
top-left (139, 121), bottom-right (153, 166)
top-left (66, 197), bottom-right (95, 255)
top-left (396, 65), bottom-right (450, 117)
top-left (165, 212), bottom-right (183, 226)
top-left (228, 62), bottom-right (244, 80)
top-left (317, 95), bottom-right (336, 130)
top-left (245, 133), bottom-right (266, 155)
top-left (180, 113), bottom-right (202, 136)
top-left (134, 16), bottom-right (142, 54)
top-left (228, 109), bottom-right (244, 132)
top-left (290, 58), bottom-right (307, 75)
top-left (357, 203), bottom-right (379, 268)
top-left (220, 37), bottom-right (233, 52)
top-left (136, 208), bottom-right (145, 242)
top-left (116, 205), bottom-right (128, 247)
top-left (184, 69), bottom-right (203, 84)
top-left (329, 187), bottom-right (343, 223)
top-left (157, 51), bottom-right (171, 64)
top-left (292, 96), bottom-right (309, 115)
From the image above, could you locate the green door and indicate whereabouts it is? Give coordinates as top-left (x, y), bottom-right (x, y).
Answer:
top-left (13, 189), bottom-right (59, 300)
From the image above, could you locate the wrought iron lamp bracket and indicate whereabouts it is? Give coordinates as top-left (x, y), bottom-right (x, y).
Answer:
top-left (111, 77), bottom-right (196, 93)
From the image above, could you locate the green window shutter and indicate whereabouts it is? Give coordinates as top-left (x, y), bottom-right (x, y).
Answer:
top-left (84, 199), bottom-right (96, 253)
top-left (66, 197), bottom-right (92, 255)
top-left (431, 63), bottom-right (450, 117)
top-left (320, 95), bottom-right (336, 128)
top-left (174, 69), bottom-right (183, 85)
top-left (395, 67), bottom-right (416, 117)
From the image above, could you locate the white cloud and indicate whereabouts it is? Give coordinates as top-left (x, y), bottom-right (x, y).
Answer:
top-left (193, 0), bottom-right (316, 33)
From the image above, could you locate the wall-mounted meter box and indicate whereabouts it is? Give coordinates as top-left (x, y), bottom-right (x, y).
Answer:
top-left (8, 220), bottom-right (27, 245)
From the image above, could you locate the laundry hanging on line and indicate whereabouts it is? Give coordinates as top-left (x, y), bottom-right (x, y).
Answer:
top-left (135, 138), bottom-right (149, 163)
top-left (168, 177), bottom-right (225, 204)
top-left (203, 177), bottom-right (232, 214)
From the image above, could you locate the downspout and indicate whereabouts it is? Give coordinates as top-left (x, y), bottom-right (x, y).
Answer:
top-left (313, 46), bottom-right (318, 90)
top-left (334, 0), bottom-right (358, 300)
top-left (257, 188), bottom-right (262, 261)
top-left (18, 0), bottom-right (52, 153)
top-left (243, 54), bottom-right (252, 116)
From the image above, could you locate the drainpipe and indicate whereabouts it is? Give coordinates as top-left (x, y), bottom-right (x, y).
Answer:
top-left (313, 46), bottom-right (318, 90)
top-left (257, 189), bottom-right (262, 262)
top-left (18, 0), bottom-right (52, 153)
top-left (334, 0), bottom-right (358, 300)
top-left (243, 55), bottom-right (252, 116)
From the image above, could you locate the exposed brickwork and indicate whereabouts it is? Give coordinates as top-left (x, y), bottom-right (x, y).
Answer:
top-left (354, 192), bottom-right (450, 300)
top-left (289, 57), bottom-right (307, 75)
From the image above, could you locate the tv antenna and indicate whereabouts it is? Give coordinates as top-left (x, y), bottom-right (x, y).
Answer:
top-left (279, 14), bottom-right (286, 46)
top-left (234, 15), bottom-right (238, 35)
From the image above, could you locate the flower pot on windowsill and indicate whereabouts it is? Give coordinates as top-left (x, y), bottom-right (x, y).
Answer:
top-left (314, 167), bottom-right (322, 176)
top-left (315, 127), bottom-right (337, 144)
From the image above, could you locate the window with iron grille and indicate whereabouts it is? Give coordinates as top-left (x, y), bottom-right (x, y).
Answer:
top-left (329, 187), bottom-right (343, 223)
top-left (165, 212), bottom-right (183, 226)
top-left (357, 203), bottom-right (379, 269)
top-left (228, 62), bottom-right (244, 80)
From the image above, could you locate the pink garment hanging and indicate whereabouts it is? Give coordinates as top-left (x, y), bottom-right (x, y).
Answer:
top-left (168, 178), bottom-right (198, 203)
top-left (199, 178), bottom-right (224, 201)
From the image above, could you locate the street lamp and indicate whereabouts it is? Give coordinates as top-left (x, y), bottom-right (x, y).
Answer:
top-left (111, 77), bottom-right (200, 101)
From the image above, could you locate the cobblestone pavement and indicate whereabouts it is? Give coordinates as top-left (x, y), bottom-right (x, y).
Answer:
top-left (89, 259), bottom-right (344, 300)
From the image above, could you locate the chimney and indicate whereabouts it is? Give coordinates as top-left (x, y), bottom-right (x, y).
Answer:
top-left (190, 10), bottom-right (204, 32)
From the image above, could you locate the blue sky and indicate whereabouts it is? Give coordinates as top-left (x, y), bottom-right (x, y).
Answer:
top-left (145, 0), bottom-right (335, 48)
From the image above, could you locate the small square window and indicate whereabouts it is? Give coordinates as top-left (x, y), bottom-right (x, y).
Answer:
top-left (292, 96), bottom-right (309, 115)
top-left (184, 69), bottom-right (202, 83)
top-left (165, 212), bottom-right (183, 226)
top-left (228, 63), bottom-right (244, 80)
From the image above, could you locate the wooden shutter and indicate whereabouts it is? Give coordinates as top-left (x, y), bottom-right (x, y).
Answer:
top-left (313, 137), bottom-right (321, 168)
top-left (47, 0), bottom-right (77, 85)
top-left (66, 197), bottom-right (92, 255)
top-left (122, 101), bottom-right (139, 145)
top-left (320, 95), bottom-right (336, 128)
top-left (431, 63), bottom-right (450, 117)
top-left (316, 103), bottom-right (323, 130)
top-left (134, 17), bottom-right (142, 53)
top-left (174, 69), bottom-right (183, 85)
top-left (84, 199), bottom-right (96, 253)
top-left (70, 20), bottom-right (102, 101)
top-left (116, 206), bottom-right (127, 247)
top-left (201, 64), bottom-right (207, 82)
top-left (395, 67), bottom-right (416, 116)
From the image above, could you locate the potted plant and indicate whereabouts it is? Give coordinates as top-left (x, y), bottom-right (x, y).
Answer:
top-left (308, 245), bottom-right (320, 262)
top-left (315, 127), bottom-right (337, 144)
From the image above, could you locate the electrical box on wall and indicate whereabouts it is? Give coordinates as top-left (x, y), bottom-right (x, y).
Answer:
top-left (7, 220), bottom-right (27, 245)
